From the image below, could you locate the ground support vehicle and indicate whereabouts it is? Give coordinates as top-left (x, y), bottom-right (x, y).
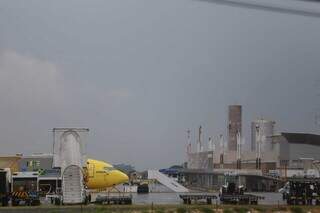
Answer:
top-left (179, 194), bottom-right (217, 204)
top-left (11, 191), bottom-right (40, 206)
top-left (0, 169), bottom-right (10, 206)
top-left (281, 178), bottom-right (320, 205)
top-left (95, 194), bottom-right (132, 205)
top-left (219, 181), bottom-right (264, 205)
top-left (219, 193), bottom-right (263, 205)
top-left (11, 172), bottom-right (40, 206)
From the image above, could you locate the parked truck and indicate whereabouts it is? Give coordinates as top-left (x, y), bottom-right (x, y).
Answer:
top-left (0, 169), bottom-right (10, 206)
top-left (219, 174), bottom-right (264, 205)
top-left (11, 172), bottom-right (40, 206)
top-left (280, 178), bottom-right (320, 205)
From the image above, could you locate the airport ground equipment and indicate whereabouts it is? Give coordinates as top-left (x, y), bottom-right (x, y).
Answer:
top-left (179, 193), bottom-right (217, 204)
top-left (0, 169), bottom-right (10, 206)
top-left (53, 128), bottom-right (89, 204)
top-left (220, 193), bottom-right (264, 205)
top-left (95, 194), bottom-right (132, 205)
top-left (219, 175), bottom-right (264, 204)
top-left (280, 178), bottom-right (320, 205)
top-left (137, 181), bottom-right (149, 194)
top-left (148, 170), bottom-right (189, 193)
top-left (38, 169), bottom-right (61, 197)
top-left (11, 172), bottom-right (40, 206)
top-left (62, 165), bottom-right (86, 204)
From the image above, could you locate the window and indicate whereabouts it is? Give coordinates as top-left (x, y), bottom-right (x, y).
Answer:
top-left (27, 160), bottom-right (41, 169)
top-left (104, 167), bottom-right (115, 171)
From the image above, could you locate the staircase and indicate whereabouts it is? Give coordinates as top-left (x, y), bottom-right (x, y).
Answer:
top-left (148, 170), bottom-right (189, 193)
top-left (62, 165), bottom-right (85, 204)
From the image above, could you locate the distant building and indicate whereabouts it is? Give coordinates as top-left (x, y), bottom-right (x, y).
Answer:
top-left (272, 133), bottom-right (320, 171)
top-left (228, 105), bottom-right (242, 151)
top-left (186, 132), bottom-right (320, 176)
top-left (187, 151), bottom-right (213, 170)
top-left (183, 133), bottom-right (320, 191)
top-left (18, 153), bottom-right (53, 172)
top-left (0, 155), bottom-right (21, 172)
top-left (251, 119), bottom-right (275, 151)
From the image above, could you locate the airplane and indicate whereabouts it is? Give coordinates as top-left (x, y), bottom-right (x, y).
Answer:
top-left (85, 158), bottom-right (129, 189)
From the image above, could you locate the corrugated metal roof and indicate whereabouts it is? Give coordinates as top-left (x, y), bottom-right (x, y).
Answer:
top-left (282, 132), bottom-right (320, 146)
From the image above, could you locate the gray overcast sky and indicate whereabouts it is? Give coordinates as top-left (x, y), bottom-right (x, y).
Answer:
top-left (0, 0), bottom-right (320, 170)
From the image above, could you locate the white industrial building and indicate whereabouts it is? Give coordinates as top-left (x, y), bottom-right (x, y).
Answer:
top-left (251, 119), bottom-right (275, 152)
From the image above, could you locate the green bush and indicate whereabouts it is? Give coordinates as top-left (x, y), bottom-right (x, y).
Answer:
top-left (290, 206), bottom-right (304, 213)
top-left (253, 206), bottom-right (267, 212)
top-left (233, 207), bottom-right (250, 213)
top-left (223, 209), bottom-right (233, 213)
top-left (271, 206), bottom-right (287, 212)
top-left (155, 208), bottom-right (165, 213)
top-left (176, 207), bottom-right (187, 213)
top-left (199, 207), bottom-right (214, 213)
top-left (95, 207), bottom-right (110, 213)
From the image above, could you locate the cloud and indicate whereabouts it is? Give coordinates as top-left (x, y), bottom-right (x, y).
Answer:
top-left (0, 49), bottom-right (62, 111)
top-left (106, 88), bottom-right (131, 98)
top-left (0, 49), bottom-right (134, 116)
top-left (0, 49), bottom-right (65, 154)
top-left (93, 88), bottom-right (133, 112)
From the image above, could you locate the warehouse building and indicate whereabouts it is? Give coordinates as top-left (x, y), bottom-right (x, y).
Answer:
top-left (272, 133), bottom-right (320, 173)
top-left (0, 155), bottom-right (21, 172)
top-left (188, 132), bottom-right (320, 172)
top-left (19, 153), bottom-right (53, 172)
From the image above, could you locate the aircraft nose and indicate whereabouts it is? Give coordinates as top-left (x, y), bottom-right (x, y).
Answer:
top-left (115, 170), bottom-right (129, 184)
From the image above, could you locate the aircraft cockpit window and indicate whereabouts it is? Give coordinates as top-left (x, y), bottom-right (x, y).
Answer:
top-left (104, 167), bottom-right (115, 171)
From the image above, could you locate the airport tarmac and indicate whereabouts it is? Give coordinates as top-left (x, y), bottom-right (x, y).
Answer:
top-left (86, 183), bottom-right (286, 205)
top-left (90, 192), bottom-right (286, 205)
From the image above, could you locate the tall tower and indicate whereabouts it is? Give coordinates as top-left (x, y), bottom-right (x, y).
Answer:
top-left (228, 105), bottom-right (242, 151)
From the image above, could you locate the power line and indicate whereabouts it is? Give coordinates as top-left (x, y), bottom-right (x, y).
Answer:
top-left (196, 0), bottom-right (320, 18)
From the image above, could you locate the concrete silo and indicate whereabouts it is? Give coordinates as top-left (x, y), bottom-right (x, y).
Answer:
top-left (251, 119), bottom-right (275, 152)
top-left (228, 105), bottom-right (242, 151)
